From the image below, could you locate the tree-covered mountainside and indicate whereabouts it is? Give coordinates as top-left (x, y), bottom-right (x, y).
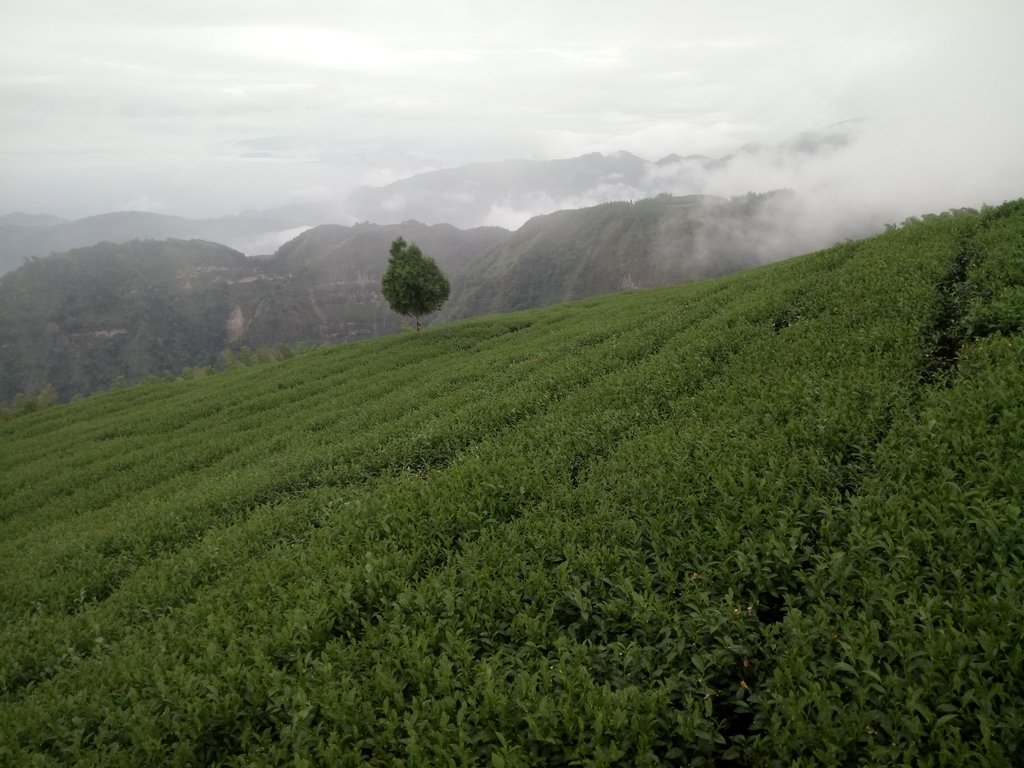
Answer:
top-left (0, 239), bottom-right (259, 402)
top-left (1, 201), bottom-right (1021, 764)
top-left (271, 219), bottom-right (505, 276)
top-left (440, 192), bottom-right (816, 320)
top-left (0, 193), bottom-right (859, 403)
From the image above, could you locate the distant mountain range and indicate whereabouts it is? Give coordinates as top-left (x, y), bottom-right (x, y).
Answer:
top-left (0, 124), bottom-right (883, 401)
top-left (0, 212), bottom-right (68, 228)
top-left (0, 211), bottom-right (327, 277)
top-left (0, 190), bottom-right (882, 402)
top-left (0, 122), bottom-right (862, 278)
top-left (347, 122), bottom-right (861, 228)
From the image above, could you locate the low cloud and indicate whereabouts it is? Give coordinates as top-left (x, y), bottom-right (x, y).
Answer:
top-left (466, 107), bottom-right (1022, 258)
top-left (118, 195), bottom-right (168, 214)
top-left (228, 225), bottom-right (314, 256)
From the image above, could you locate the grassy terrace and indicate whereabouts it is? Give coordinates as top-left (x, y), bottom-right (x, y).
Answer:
top-left (1, 201), bottom-right (1022, 765)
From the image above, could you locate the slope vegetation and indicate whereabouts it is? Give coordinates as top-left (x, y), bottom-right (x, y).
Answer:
top-left (0, 239), bottom-right (257, 402)
top-left (1, 201), bottom-right (1022, 765)
top-left (440, 192), bottom-right (817, 320)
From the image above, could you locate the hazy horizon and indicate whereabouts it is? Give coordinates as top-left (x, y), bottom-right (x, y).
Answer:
top-left (2, 1), bottom-right (1023, 223)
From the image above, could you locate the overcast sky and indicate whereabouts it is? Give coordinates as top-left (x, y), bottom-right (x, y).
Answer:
top-left (1, 0), bottom-right (1022, 219)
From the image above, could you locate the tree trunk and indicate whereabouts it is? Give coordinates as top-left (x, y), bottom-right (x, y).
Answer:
top-left (415, 315), bottom-right (421, 332)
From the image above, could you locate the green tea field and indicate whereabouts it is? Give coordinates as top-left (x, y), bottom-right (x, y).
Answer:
top-left (2, 201), bottom-right (1022, 766)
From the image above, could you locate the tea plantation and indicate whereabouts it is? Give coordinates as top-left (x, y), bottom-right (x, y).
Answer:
top-left (1, 201), bottom-right (1022, 766)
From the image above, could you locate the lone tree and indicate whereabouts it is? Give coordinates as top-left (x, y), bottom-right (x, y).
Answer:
top-left (381, 237), bottom-right (450, 332)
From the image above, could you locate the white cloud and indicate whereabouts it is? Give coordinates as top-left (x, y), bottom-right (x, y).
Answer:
top-left (0, 0), bottom-right (1021, 218)
top-left (118, 195), bottom-right (168, 214)
top-left (233, 225), bottom-right (315, 256)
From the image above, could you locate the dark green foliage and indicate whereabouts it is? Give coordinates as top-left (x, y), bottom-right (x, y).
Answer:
top-left (380, 237), bottom-right (451, 331)
top-left (963, 201), bottom-right (1024, 338)
top-left (0, 239), bottom-right (257, 403)
top-left (0, 201), bottom-right (1022, 765)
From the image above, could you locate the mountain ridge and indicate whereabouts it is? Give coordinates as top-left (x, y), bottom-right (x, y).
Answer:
top-left (347, 122), bottom-right (862, 228)
top-left (0, 190), bottom-right (878, 402)
top-left (0, 122), bottom-right (864, 277)
top-left (0, 210), bottom-right (318, 277)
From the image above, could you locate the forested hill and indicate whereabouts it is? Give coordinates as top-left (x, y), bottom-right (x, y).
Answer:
top-left (1, 192), bottom-right (868, 404)
top-left (0, 222), bottom-right (507, 403)
top-left (1, 200), bottom-right (1022, 764)
top-left (440, 191), bottom-right (823, 320)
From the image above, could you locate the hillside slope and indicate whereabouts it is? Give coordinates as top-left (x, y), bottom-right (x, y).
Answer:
top-left (0, 239), bottom-right (261, 401)
top-left (441, 191), bottom-right (818, 320)
top-left (1, 201), bottom-right (1022, 765)
top-left (0, 239), bottom-right (296, 402)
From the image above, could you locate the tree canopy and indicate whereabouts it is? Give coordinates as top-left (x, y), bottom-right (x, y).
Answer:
top-left (380, 237), bottom-right (451, 331)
